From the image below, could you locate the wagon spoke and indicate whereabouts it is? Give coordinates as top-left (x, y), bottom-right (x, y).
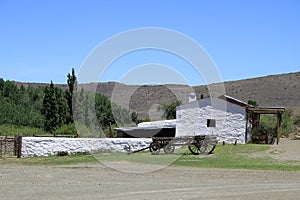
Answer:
top-left (163, 144), bottom-right (175, 154)
top-left (188, 143), bottom-right (200, 155)
top-left (200, 136), bottom-right (217, 154)
top-left (206, 143), bottom-right (216, 154)
top-left (199, 143), bottom-right (207, 154)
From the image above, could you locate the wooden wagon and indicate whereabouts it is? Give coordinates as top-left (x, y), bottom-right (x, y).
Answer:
top-left (115, 127), bottom-right (218, 155)
top-left (149, 135), bottom-right (218, 155)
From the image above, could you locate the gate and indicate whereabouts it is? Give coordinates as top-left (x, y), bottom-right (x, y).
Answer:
top-left (0, 135), bottom-right (22, 158)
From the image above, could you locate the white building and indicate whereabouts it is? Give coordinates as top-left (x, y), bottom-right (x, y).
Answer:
top-left (176, 95), bottom-right (251, 144)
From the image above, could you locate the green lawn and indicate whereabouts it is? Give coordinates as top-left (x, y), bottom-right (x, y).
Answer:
top-left (0, 153), bottom-right (97, 166)
top-left (1, 144), bottom-right (299, 171)
top-left (174, 144), bottom-right (300, 171)
top-left (0, 124), bottom-right (46, 136)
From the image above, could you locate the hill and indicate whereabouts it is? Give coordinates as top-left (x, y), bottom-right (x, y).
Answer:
top-left (16, 71), bottom-right (300, 119)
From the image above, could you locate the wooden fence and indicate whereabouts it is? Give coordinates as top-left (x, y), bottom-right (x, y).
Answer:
top-left (0, 135), bottom-right (22, 158)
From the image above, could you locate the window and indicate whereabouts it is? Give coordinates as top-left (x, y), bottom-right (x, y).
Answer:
top-left (207, 119), bottom-right (216, 127)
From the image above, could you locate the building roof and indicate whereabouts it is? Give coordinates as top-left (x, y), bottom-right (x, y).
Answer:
top-left (218, 95), bottom-right (252, 108)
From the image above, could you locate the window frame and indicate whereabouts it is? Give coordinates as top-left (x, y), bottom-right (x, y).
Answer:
top-left (207, 119), bottom-right (216, 127)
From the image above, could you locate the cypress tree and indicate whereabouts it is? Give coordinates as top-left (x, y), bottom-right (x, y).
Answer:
top-left (66, 68), bottom-right (77, 124)
top-left (42, 81), bottom-right (70, 134)
top-left (84, 94), bottom-right (91, 127)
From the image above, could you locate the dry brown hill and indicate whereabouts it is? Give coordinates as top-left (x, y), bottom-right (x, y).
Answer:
top-left (17, 71), bottom-right (300, 119)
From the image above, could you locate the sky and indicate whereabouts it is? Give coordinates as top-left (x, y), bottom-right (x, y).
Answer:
top-left (0, 0), bottom-right (299, 86)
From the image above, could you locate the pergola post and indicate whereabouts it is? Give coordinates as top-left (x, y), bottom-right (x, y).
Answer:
top-left (276, 113), bottom-right (282, 145)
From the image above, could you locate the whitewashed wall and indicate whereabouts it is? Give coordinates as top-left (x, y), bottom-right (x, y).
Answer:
top-left (22, 137), bottom-right (152, 157)
top-left (176, 98), bottom-right (248, 144)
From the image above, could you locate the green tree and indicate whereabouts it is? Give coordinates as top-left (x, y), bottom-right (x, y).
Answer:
top-left (248, 100), bottom-right (258, 107)
top-left (73, 88), bottom-right (85, 125)
top-left (282, 109), bottom-right (294, 135)
top-left (0, 80), bottom-right (45, 128)
top-left (130, 112), bottom-right (139, 125)
top-left (42, 81), bottom-right (59, 133)
top-left (55, 87), bottom-right (68, 125)
top-left (66, 68), bottom-right (77, 124)
top-left (294, 112), bottom-right (300, 125)
top-left (0, 78), bottom-right (4, 92)
top-left (95, 93), bottom-right (114, 129)
top-left (111, 103), bottom-right (134, 127)
top-left (159, 100), bottom-right (182, 120)
top-left (84, 94), bottom-right (91, 127)
top-left (41, 81), bottom-right (68, 134)
top-left (260, 114), bottom-right (277, 130)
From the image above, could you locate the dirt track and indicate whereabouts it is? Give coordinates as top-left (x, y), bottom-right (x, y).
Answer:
top-left (1, 162), bottom-right (300, 200)
top-left (1, 138), bottom-right (300, 199)
top-left (252, 138), bottom-right (300, 161)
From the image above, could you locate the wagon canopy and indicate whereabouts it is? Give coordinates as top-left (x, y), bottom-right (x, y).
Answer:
top-left (114, 126), bottom-right (175, 138)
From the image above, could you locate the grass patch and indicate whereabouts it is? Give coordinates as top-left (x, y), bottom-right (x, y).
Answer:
top-left (0, 124), bottom-right (46, 136)
top-left (94, 151), bottom-right (183, 166)
top-left (173, 144), bottom-right (300, 171)
top-left (0, 153), bottom-right (97, 166)
top-left (1, 144), bottom-right (300, 171)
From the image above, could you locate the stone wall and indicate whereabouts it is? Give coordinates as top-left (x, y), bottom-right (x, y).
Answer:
top-left (22, 137), bottom-right (152, 157)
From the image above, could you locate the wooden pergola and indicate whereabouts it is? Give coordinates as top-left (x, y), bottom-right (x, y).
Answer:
top-left (246, 107), bottom-right (285, 144)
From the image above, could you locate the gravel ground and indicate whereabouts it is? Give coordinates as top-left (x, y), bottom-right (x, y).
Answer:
top-left (251, 138), bottom-right (300, 161)
top-left (1, 138), bottom-right (300, 200)
top-left (1, 162), bottom-right (300, 200)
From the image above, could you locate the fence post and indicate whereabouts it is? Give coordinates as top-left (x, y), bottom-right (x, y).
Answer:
top-left (0, 140), bottom-right (2, 159)
top-left (14, 135), bottom-right (17, 156)
top-left (17, 135), bottom-right (22, 158)
top-left (4, 136), bottom-right (7, 157)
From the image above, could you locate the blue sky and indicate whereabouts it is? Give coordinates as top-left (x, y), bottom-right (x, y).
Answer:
top-left (0, 0), bottom-right (299, 85)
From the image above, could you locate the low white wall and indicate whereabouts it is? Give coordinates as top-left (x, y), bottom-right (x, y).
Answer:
top-left (22, 137), bottom-right (152, 157)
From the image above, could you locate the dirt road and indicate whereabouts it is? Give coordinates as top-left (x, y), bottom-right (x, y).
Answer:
top-left (252, 138), bottom-right (300, 161)
top-left (1, 162), bottom-right (300, 200)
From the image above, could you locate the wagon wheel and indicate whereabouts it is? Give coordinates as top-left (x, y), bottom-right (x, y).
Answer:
top-left (188, 143), bottom-right (200, 155)
top-left (188, 136), bottom-right (204, 155)
top-left (198, 142), bottom-right (207, 154)
top-left (188, 138), bottom-right (203, 155)
top-left (163, 145), bottom-right (175, 154)
top-left (267, 131), bottom-right (275, 145)
top-left (201, 142), bottom-right (216, 154)
top-left (199, 138), bottom-right (216, 154)
top-left (149, 141), bottom-right (161, 155)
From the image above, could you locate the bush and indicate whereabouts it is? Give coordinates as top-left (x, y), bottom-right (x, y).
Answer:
top-left (294, 112), bottom-right (300, 125)
top-left (260, 114), bottom-right (277, 130)
top-left (282, 109), bottom-right (294, 136)
top-left (259, 110), bottom-right (294, 137)
top-left (55, 123), bottom-right (77, 135)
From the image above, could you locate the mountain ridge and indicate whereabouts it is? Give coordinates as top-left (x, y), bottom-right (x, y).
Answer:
top-left (14, 71), bottom-right (300, 119)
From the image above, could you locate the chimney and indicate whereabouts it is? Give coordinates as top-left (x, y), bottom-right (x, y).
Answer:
top-left (189, 93), bottom-right (197, 103)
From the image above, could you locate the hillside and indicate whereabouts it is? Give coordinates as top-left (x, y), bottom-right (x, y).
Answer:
top-left (16, 71), bottom-right (300, 119)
